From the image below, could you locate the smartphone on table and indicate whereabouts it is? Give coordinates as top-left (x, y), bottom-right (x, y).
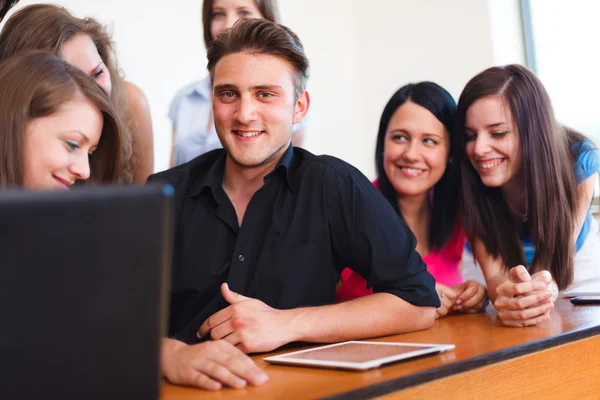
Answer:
top-left (570, 296), bottom-right (600, 305)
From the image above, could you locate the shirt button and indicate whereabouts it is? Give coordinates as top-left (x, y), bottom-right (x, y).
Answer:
top-left (238, 254), bottom-right (245, 262)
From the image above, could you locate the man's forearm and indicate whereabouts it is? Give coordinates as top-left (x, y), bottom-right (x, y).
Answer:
top-left (283, 293), bottom-right (435, 344)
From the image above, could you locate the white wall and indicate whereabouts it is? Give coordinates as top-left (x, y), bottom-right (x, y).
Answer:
top-left (349, 0), bottom-right (497, 178)
top-left (488, 0), bottom-right (526, 67)
top-left (2, 0), bottom-right (524, 179)
top-left (528, 0), bottom-right (600, 140)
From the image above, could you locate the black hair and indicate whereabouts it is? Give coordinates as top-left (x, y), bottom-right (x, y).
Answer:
top-left (0, 0), bottom-right (19, 21)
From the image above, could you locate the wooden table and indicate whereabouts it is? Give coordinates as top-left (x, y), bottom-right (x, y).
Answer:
top-left (161, 299), bottom-right (600, 399)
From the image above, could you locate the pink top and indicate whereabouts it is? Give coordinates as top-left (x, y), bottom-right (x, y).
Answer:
top-left (335, 181), bottom-right (465, 303)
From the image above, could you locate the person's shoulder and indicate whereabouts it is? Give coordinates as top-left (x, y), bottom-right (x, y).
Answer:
top-left (294, 147), bottom-right (360, 179)
top-left (573, 139), bottom-right (600, 174)
top-left (169, 78), bottom-right (210, 122)
top-left (148, 149), bottom-right (223, 189)
top-left (573, 138), bottom-right (596, 153)
top-left (123, 80), bottom-right (152, 134)
top-left (123, 80), bottom-right (148, 104)
top-left (172, 78), bottom-right (209, 101)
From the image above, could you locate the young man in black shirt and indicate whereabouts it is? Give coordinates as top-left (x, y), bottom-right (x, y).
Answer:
top-left (152, 19), bottom-right (439, 391)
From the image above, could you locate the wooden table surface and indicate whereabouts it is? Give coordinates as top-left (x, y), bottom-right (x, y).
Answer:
top-left (160, 298), bottom-right (600, 400)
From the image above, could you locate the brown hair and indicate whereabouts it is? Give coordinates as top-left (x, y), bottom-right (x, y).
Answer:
top-left (0, 51), bottom-right (122, 187)
top-left (0, 4), bottom-right (134, 182)
top-left (456, 64), bottom-right (579, 289)
top-left (207, 18), bottom-right (309, 100)
top-left (201, 0), bottom-right (279, 49)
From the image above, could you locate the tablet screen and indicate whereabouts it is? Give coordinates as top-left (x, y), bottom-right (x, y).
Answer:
top-left (263, 341), bottom-right (455, 371)
top-left (285, 342), bottom-right (430, 363)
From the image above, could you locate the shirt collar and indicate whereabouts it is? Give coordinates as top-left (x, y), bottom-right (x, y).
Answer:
top-left (266, 144), bottom-right (296, 193)
top-left (189, 151), bottom-right (226, 199)
top-left (188, 144), bottom-right (298, 199)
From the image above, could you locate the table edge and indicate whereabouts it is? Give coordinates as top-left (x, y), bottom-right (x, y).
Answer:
top-left (322, 324), bottom-right (600, 400)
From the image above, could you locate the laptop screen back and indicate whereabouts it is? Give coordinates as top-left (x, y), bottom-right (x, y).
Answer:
top-left (0, 185), bottom-right (173, 400)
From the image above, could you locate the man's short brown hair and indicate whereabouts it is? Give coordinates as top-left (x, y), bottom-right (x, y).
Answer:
top-left (207, 18), bottom-right (309, 100)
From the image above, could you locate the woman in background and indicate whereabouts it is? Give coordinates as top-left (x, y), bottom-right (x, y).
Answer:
top-left (337, 82), bottom-right (487, 318)
top-left (169, 0), bottom-right (307, 167)
top-left (0, 4), bottom-right (154, 183)
top-left (456, 64), bottom-right (600, 327)
top-left (0, 51), bottom-right (122, 188)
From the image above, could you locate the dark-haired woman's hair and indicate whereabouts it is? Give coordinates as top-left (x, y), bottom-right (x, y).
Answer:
top-left (0, 4), bottom-right (134, 182)
top-left (201, 0), bottom-right (279, 49)
top-left (375, 82), bottom-right (460, 251)
top-left (0, 51), bottom-right (122, 186)
top-left (0, 0), bottom-right (18, 21)
top-left (456, 64), bottom-right (584, 289)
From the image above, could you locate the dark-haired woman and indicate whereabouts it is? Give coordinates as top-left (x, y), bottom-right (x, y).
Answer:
top-left (337, 82), bottom-right (487, 318)
top-left (457, 64), bottom-right (600, 327)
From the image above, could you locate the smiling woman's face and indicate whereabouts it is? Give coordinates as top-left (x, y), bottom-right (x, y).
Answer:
top-left (464, 95), bottom-right (522, 188)
top-left (23, 95), bottom-right (103, 190)
top-left (383, 100), bottom-right (450, 197)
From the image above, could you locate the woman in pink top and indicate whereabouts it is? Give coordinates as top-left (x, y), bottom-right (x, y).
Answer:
top-left (336, 82), bottom-right (487, 318)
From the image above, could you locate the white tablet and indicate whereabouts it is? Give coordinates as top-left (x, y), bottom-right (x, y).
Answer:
top-left (563, 282), bottom-right (600, 297)
top-left (263, 341), bottom-right (455, 371)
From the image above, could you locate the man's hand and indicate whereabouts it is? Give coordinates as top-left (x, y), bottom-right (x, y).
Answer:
top-left (494, 266), bottom-right (554, 327)
top-left (198, 283), bottom-right (294, 353)
top-left (161, 338), bottom-right (268, 391)
top-left (452, 280), bottom-right (488, 313)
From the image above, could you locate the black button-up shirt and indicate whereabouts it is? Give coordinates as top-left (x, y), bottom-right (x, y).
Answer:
top-left (148, 146), bottom-right (439, 344)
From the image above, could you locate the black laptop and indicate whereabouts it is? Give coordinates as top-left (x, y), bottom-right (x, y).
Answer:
top-left (0, 185), bottom-right (173, 400)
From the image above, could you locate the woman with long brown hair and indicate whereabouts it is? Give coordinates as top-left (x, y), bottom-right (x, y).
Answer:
top-left (0, 51), bottom-right (122, 188)
top-left (457, 64), bottom-right (600, 327)
top-left (0, 3), bottom-right (153, 184)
